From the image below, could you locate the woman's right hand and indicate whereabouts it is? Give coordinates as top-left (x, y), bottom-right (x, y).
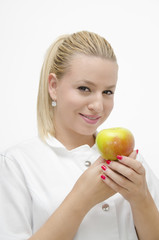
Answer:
top-left (30, 157), bottom-right (116, 240)
top-left (70, 157), bottom-right (116, 213)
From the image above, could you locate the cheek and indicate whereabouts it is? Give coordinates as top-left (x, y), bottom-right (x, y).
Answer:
top-left (110, 100), bottom-right (114, 110)
top-left (58, 90), bottom-right (82, 109)
top-left (104, 99), bottom-right (114, 114)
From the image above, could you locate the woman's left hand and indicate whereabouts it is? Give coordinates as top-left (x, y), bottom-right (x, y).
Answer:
top-left (101, 150), bottom-right (149, 207)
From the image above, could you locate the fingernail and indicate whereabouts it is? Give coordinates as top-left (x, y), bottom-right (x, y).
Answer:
top-left (101, 175), bottom-right (106, 180)
top-left (106, 160), bottom-right (111, 165)
top-left (117, 155), bottom-right (123, 160)
top-left (136, 149), bottom-right (139, 154)
top-left (101, 165), bottom-right (107, 171)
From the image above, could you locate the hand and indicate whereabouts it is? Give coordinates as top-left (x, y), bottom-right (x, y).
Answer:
top-left (101, 150), bottom-right (149, 207)
top-left (71, 157), bottom-right (116, 211)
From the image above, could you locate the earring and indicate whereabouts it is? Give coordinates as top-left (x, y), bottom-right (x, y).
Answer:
top-left (52, 100), bottom-right (57, 107)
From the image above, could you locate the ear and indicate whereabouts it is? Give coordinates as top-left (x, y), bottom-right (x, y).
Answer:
top-left (48, 73), bottom-right (58, 100)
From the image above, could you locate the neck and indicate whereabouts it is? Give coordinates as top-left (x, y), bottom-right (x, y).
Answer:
top-left (55, 130), bottom-right (96, 150)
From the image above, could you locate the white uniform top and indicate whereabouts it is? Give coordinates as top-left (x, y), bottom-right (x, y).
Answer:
top-left (0, 136), bottom-right (159, 240)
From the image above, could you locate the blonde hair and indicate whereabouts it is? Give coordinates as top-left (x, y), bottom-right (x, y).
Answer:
top-left (37, 31), bottom-right (117, 141)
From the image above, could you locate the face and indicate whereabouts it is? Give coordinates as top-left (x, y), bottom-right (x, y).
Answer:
top-left (48, 55), bottom-right (118, 140)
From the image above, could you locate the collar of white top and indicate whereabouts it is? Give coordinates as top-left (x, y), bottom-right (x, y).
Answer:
top-left (45, 132), bottom-right (98, 151)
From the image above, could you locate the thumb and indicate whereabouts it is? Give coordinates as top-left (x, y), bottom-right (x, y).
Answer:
top-left (128, 149), bottom-right (138, 159)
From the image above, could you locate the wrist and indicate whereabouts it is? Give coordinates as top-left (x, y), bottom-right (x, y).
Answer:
top-left (66, 189), bottom-right (92, 218)
top-left (130, 190), bottom-right (152, 211)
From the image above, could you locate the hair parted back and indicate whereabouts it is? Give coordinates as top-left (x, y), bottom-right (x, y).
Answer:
top-left (37, 30), bottom-right (117, 141)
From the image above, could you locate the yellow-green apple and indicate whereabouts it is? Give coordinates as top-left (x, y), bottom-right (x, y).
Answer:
top-left (96, 127), bottom-right (135, 160)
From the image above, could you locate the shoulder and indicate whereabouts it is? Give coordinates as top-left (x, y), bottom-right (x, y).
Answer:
top-left (0, 136), bottom-right (56, 188)
top-left (0, 136), bottom-right (50, 165)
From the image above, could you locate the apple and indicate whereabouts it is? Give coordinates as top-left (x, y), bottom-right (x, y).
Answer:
top-left (96, 127), bottom-right (135, 160)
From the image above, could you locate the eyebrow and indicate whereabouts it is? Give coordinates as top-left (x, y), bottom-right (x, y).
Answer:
top-left (77, 80), bottom-right (116, 89)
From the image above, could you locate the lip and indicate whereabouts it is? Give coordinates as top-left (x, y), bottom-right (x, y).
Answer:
top-left (79, 113), bottom-right (101, 124)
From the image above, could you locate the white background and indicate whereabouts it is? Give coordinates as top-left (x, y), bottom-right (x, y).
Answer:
top-left (0, 0), bottom-right (159, 177)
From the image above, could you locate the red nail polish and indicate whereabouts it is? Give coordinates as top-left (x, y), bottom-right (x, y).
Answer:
top-left (101, 175), bottom-right (106, 180)
top-left (117, 155), bottom-right (123, 160)
top-left (136, 149), bottom-right (139, 154)
top-left (101, 165), bottom-right (107, 171)
top-left (106, 160), bottom-right (111, 165)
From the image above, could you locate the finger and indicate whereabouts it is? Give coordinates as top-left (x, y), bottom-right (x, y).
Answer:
top-left (117, 155), bottom-right (145, 175)
top-left (129, 149), bottom-right (138, 159)
top-left (104, 160), bottom-right (139, 183)
top-left (101, 166), bottom-right (131, 191)
top-left (101, 174), bottom-right (121, 193)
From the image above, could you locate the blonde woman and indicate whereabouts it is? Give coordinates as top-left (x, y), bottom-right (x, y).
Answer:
top-left (0, 31), bottom-right (159, 240)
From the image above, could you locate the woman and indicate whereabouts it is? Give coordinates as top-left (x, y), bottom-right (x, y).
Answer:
top-left (0, 31), bottom-right (159, 240)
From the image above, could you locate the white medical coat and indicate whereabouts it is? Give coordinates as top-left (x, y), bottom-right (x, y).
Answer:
top-left (0, 136), bottom-right (159, 240)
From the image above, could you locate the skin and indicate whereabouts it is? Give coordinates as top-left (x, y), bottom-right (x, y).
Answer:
top-left (29, 55), bottom-right (159, 240)
top-left (102, 151), bottom-right (159, 239)
top-left (48, 54), bottom-right (118, 149)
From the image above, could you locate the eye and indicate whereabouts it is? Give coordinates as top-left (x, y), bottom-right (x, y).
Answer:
top-left (103, 90), bottom-right (114, 95)
top-left (78, 86), bottom-right (90, 92)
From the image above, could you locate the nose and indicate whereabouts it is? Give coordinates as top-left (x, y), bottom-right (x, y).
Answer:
top-left (87, 95), bottom-right (104, 113)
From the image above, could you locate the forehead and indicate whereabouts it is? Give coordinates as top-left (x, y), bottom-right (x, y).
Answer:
top-left (66, 54), bottom-right (118, 81)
